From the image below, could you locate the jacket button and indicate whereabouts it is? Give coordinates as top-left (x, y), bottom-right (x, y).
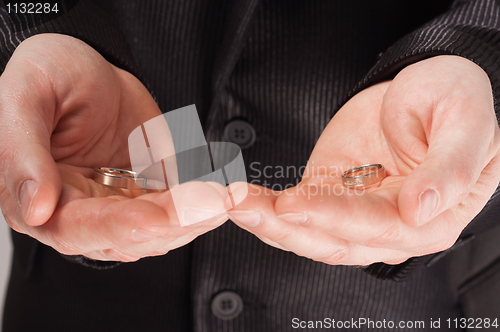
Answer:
top-left (211, 291), bottom-right (244, 320)
top-left (224, 119), bottom-right (256, 149)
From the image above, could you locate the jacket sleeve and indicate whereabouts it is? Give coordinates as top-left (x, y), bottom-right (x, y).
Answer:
top-left (0, 0), bottom-right (144, 270)
top-left (351, 0), bottom-right (500, 280)
top-left (0, 0), bottom-right (140, 76)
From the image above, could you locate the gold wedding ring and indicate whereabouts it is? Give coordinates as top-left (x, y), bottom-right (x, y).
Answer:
top-left (94, 167), bottom-right (147, 189)
top-left (94, 167), bottom-right (166, 197)
top-left (342, 164), bottom-right (386, 188)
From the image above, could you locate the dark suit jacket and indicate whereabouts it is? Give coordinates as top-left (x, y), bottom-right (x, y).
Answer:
top-left (2, 1), bottom-right (500, 331)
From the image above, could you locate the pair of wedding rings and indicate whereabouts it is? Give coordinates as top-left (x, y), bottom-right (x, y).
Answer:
top-left (94, 163), bottom-right (386, 195)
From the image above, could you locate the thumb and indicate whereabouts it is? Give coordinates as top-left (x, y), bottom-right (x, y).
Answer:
top-left (397, 108), bottom-right (498, 228)
top-left (0, 65), bottom-right (61, 227)
top-left (381, 55), bottom-right (500, 228)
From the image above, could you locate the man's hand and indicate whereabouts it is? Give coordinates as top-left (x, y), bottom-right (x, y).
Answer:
top-left (228, 55), bottom-right (500, 266)
top-left (0, 34), bottom-right (228, 262)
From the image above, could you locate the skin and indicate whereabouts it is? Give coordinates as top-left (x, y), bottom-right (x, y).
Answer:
top-left (1, 34), bottom-right (499, 266)
top-left (0, 34), bottom-right (230, 262)
top-left (228, 55), bottom-right (500, 265)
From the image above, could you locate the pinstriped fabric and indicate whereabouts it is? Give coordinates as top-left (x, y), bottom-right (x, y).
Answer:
top-left (193, 1), bottom-right (469, 331)
top-left (96, 0), bottom-right (231, 119)
top-left (4, 231), bottom-right (195, 331)
top-left (0, 1), bottom-right (139, 77)
top-left (351, 0), bottom-right (500, 104)
top-left (191, 224), bottom-right (455, 331)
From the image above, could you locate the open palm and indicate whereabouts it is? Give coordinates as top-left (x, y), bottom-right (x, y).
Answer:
top-left (228, 55), bottom-right (500, 265)
top-left (0, 34), bottom-right (228, 262)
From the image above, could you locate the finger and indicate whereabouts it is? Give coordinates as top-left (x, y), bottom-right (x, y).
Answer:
top-left (228, 184), bottom-right (344, 256)
top-left (229, 185), bottom-right (414, 265)
top-left (274, 178), bottom-right (462, 253)
top-left (252, 235), bottom-right (290, 251)
top-left (380, 58), bottom-right (500, 227)
top-left (110, 214), bottom-right (229, 259)
top-left (141, 181), bottom-right (231, 227)
top-left (229, 184), bottom-right (454, 263)
top-left (0, 57), bottom-right (61, 226)
top-left (102, 183), bottom-right (230, 261)
top-left (83, 248), bottom-right (146, 262)
top-left (274, 180), bottom-right (408, 247)
top-left (28, 181), bottom-right (229, 254)
top-left (228, 184), bottom-right (352, 261)
top-left (394, 95), bottom-right (500, 227)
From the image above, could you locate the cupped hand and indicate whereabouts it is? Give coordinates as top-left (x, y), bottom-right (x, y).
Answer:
top-left (0, 34), bottom-right (228, 262)
top-left (228, 55), bottom-right (500, 265)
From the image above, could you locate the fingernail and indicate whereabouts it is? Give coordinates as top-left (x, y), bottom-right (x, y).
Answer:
top-left (277, 213), bottom-right (309, 224)
top-left (182, 208), bottom-right (222, 227)
top-left (19, 180), bottom-right (38, 221)
top-left (131, 228), bottom-right (164, 242)
top-left (416, 189), bottom-right (439, 226)
top-left (228, 211), bottom-right (262, 227)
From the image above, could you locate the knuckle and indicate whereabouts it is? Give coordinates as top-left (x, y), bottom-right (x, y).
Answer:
top-left (258, 236), bottom-right (289, 251)
top-left (55, 246), bottom-right (80, 256)
top-left (103, 248), bottom-right (140, 263)
top-left (149, 250), bottom-right (169, 256)
top-left (318, 247), bottom-right (349, 265)
top-left (362, 223), bottom-right (401, 248)
top-left (54, 240), bottom-right (81, 256)
top-left (273, 227), bottom-right (294, 244)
